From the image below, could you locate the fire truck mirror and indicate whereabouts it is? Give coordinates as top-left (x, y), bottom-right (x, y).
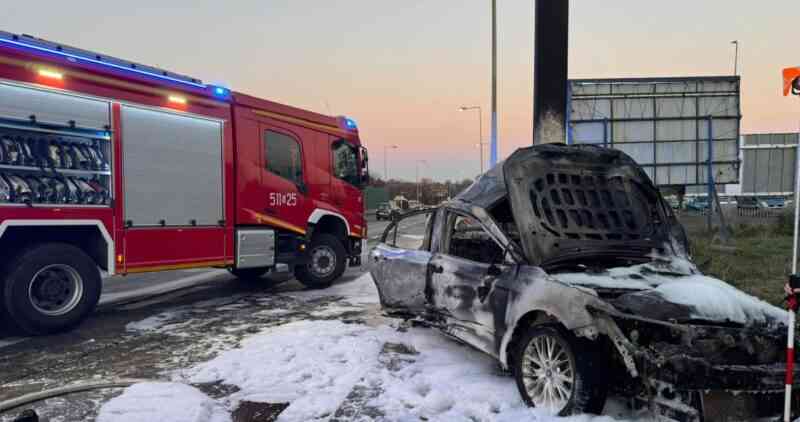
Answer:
top-left (359, 146), bottom-right (370, 188)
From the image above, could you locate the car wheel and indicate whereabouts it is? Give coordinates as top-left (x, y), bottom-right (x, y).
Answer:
top-left (229, 267), bottom-right (270, 283)
top-left (295, 234), bottom-right (346, 289)
top-left (512, 326), bottom-right (606, 416)
top-left (2, 243), bottom-right (101, 335)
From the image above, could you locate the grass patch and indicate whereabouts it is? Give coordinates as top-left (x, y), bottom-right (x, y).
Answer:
top-left (689, 222), bottom-right (794, 306)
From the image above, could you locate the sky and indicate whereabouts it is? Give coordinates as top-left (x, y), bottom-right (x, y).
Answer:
top-left (3, 1), bottom-right (799, 181)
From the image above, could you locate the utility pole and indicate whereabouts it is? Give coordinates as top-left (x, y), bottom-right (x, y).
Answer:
top-left (490, 0), bottom-right (498, 166)
top-left (459, 106), bottom-right (484, 173)
top-left (384, 144), bottom-right (398, 181)
top-left (415, 160), bottom-right (427, 203)
top-left (532, 0), bottom-right (569, 145)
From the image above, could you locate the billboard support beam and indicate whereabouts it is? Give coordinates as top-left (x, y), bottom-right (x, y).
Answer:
top-left (533, 0), bottom-right (569, 145)
top-left (706, 114), bottom-right (732, 242)
top-left (707, 115), bottom-right (714, 231)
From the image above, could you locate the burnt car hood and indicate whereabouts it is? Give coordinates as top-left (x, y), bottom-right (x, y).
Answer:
top-left (459, 144), bottom-right (688, 269)
top-left (551, 257), bottom-right (788, 328)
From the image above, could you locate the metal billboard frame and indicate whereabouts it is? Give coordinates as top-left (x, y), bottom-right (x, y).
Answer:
top-left (567, 76), bottom-right (742, 187)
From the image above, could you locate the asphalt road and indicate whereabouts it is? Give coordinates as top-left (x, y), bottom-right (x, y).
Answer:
top-left (0, 217), bottom-right (395, 342)
top-left (0, 215), bottom-right (434, 422)
top-left (102, 216), bottom-right (393, 306)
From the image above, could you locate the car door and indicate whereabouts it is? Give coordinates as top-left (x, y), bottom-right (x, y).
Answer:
top-left (258, 124), bottom-right (310, 232)
top-left (329, 137), bottom-right (364, 233)
top-left (370, 209), bottom-right (436, 315)
top-left (428, 209), bottom-right (516, 356)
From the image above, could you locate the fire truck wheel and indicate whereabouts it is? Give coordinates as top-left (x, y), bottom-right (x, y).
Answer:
top-left (295, 234), bottom-right (346, 289)
top-left (2, 243), bottom-right (101, 335)
top-left (229, 267), bottom-right (270, 282)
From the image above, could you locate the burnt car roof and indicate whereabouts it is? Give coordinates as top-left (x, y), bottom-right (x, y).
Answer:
top-left (455, 160), bottom-right (507, 209)
top-left (456, 144), bottom-right (687, 268)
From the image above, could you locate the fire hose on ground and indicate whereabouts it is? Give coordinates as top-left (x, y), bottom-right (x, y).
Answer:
top-left (0, 378), bottom-right (151, 415)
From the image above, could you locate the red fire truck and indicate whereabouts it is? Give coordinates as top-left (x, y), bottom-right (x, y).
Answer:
top-left (0, 32), bottom-right (369, 335)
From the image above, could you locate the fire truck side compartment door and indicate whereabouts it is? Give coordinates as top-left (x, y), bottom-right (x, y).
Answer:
top-left (121, 105), bottom-right (223, 226)
top-left (236, 229), bottom-right (275, 269)
top-left (0, 82), bottom-right (110, 129)
top-left (120, 105), bottom-right (226, 270)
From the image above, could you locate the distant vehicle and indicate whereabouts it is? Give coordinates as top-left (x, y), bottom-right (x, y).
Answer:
top-left (390, 195), bottom-right (410, 212)
top-left (736, 196), bottom-right (759, 209)
top-left (375, 203), bottom-right (393, 221)
top-left (408, 199), bottom-right (422, 210)
top-left (737, 196), bottom-right (786, 210)
top-left (760, 196), bottom-right (786, 209)
top-left (685, 196), bottom-right (710, 212)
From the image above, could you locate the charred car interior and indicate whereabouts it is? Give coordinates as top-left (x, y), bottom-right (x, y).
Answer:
top-left (370, 144), bottom-right (796, 421)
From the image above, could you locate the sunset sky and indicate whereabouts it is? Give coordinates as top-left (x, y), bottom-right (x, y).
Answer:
top-left (3, 1), bottom-right (799, 181)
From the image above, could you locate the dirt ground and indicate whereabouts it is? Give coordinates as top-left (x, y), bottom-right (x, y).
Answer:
top-left (681, 210), bottom-right (795, 306)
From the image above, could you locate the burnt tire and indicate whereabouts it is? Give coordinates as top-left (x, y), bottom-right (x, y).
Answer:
top-left (1, 243), bottom-right (101, 335)
top-left (229, 267), bottom-right (270, 282)
top-left (295, 234), bottom-right (346, 289)
top-left (512, 326), bottom-right (607, 416)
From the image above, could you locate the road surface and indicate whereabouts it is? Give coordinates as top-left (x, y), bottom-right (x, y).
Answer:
top-left (0, 215), bottom-right (430, 421)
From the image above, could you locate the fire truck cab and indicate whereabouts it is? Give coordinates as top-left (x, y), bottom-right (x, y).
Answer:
top-left (0, 32), bottom-right (368, 335)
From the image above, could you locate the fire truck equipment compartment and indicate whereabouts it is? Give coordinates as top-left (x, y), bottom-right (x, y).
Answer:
top-left (236, 229), bottom-right (276, 269)
top-left (121, 105), bottom-right (223, 227)
top-left (0, 82), bottom-right (110, 130)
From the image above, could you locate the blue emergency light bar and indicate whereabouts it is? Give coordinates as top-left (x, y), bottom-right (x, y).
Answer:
top-left (0, 31), bottom-right (230, 98)
top-left (344, 117), bottom-right (358, 130)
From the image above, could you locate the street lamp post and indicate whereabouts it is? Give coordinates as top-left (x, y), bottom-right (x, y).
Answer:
top-left (416, 160), bottom-right (427, 203)
top-left (384, 144), bottom-right (398, 181)
top-left (490, 0), bottom-right (498, 166)
top-left (459, 106), bottom-right (484, 174)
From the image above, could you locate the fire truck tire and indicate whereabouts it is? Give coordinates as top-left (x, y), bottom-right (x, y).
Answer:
top-left (229, 267), bottom-right (270, 282)
top-left (1, 243), bottom-right (101, 335)
top-left (295, 234), bottom-right (346, 289)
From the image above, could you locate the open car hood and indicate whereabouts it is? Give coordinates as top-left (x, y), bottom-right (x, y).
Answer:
top-left (552, 258), bottom-right (788, 327)
top-left (495, 144), bottom-right (687, 268)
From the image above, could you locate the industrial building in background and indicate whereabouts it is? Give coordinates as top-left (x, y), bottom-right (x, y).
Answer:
top-left (740, 133), bottom-right (799, 197)
top-left (567, 76), bottom-right (741, 190)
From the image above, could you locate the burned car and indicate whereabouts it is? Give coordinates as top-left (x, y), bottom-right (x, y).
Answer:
top-left (370, 144), bottom-right (795, 421)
